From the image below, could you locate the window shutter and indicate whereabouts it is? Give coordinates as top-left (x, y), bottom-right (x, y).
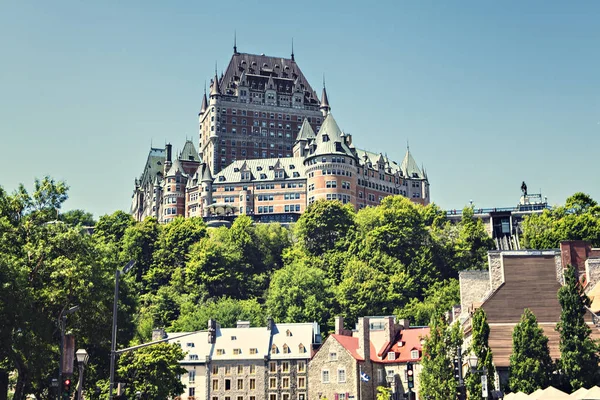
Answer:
top-left (335, 394), bottom-right (339, 400)
top-left (346, 393), bottom-right (350, 399)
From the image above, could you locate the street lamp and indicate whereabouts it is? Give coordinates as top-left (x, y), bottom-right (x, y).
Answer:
top-left (108, 260), bottom-right (135, 400)
top-left (467, 354), bottom-right (488, 399)
top-left (386, 375), bottom-right (395, 400)
top-left (76, 349), bottom-right (89, 400)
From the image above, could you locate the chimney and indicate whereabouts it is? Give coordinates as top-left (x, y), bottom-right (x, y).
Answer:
top-left (266, 317), bottom-right (274, 331)
top-left (397, 318), bottom-right (410, 330)
top-left (357, 317), bottom-right (370, 361)
top-left (166, 143), bottom-right (172, 163)
top-left (152, 328), bottom-right (166, 341)
top-left (384, 316), bottom-right (396, 344)
top-left (237, 320), bottom-right (250, 329)
top-left (208, 319), bottom-right (216, 344)
top-left (335, 316), bottom-right (344, 335)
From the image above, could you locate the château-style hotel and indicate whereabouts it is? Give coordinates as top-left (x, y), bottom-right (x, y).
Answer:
top-left (131, 45), bottom-right (430, 223)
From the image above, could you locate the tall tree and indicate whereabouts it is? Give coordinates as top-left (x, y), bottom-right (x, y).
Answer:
top-left (116, 343), bottom-right (187, 399)
top-left (419, 317), bottom-right (462, 400)
top-left (508, 309), bottom-right (553, 393)
top-left (466, 308), bottom-right (495, 399)
top-left (556, 265), bottom-right (600, 391)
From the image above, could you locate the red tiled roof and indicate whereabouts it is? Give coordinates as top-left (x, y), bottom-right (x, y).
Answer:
top-left (331, 327), bottom-right (430, 364)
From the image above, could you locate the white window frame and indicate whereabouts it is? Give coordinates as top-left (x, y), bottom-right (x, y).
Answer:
top-left (322, 369), bottom-right (330, 383)
top-left (338, 368), bottom-right (346, 383)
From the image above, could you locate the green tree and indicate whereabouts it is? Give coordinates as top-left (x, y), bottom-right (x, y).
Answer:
top-left (266, 259), bottom-right (334, 327)
top-left (172, 297), bottom-right (266, 332)
top-left (397, 279), bottom-right (460, 326)
top-left (94, 210), bottom-right (135, 245)
top-left (121, 216), bottom-right (160, 286)
top-left (508, 308), bottom-right (553, 393)
top-left (465, 308), bottom-right (495, 399)
top-left (294, 200), bottom-right (355, 256)
top-left (376, 385), bottom-right (392, 400)
top-left (117, 342), bottom-right (187, 399)
top-left (59, 209), bottom-right (96, 226)
top-left (419, 317), bottom-right (462, 400)
top-left (556, 265), bottom-right (600, 391)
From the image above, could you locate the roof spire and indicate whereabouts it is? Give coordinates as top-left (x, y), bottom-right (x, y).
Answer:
top-left (320, 75), bottom-right (331, 115)
top-left (233, 30), bottom-right (238, 54)
top-left (291, 38), bottom-right (295, 61)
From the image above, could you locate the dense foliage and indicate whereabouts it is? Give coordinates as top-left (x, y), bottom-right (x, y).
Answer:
top-left (508, 309), bottom-right (553, 393)
top-left (521, 192), bottom-right (600, 249)
top-left (465, 308), bottom-right (495, 399)
top-left (418, 317), bottom-right (462, 399)
top-left (0, 176), bottom-right (503, 399)
top-left (556, 265), bottom-right (600, 391)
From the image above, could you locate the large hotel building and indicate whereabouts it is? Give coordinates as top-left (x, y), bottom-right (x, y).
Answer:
top-left (131, 46), bottom-right (430, 223)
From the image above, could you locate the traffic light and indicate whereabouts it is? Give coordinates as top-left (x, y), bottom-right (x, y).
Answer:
top-left (62, 378), bottom-right (72, 399)
top-left (406, 362), bottom-right (414, 389)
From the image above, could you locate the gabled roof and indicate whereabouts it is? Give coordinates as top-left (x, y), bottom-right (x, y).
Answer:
top-left (308, 113), bottom-right (354, 158)
top-left (295, 118), bottom-right (316, 141)
top-left (401, 149), bottom-right (424, 179)
top-left (211, 327), bottom-right (270, 360)
top-left (139, 147), bottom-right (166, 186)
top-left (270, 322), bottom-right (318, 360)
top-left (330, 327), bottom-right (430, 364)
top-left (166, 331), bottom-right (212, 364)
top-left (179, 140), bottom-right (200, 163)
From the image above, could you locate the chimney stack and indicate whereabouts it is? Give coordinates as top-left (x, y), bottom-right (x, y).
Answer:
top-left (357, 317), bottom-right (370, 361)
top-left (152, 328), bottom-right (166, 341)
top-left (208, 319), bottom-right (217, 344)
top-left (335, 316), bottom-right (344, 335)
top-left (266, 317), bottom-right (274, 331)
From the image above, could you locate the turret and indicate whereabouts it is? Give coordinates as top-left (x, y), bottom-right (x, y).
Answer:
top-left (320, 85), bottom-right (331, 116)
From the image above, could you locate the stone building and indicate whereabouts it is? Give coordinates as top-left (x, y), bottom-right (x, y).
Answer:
top-left (158, 319), bottom-right (321, 400)
top-left (457, 240), bottom-right (600, 388)
top-left (308, 316), bottom-right (429, 400)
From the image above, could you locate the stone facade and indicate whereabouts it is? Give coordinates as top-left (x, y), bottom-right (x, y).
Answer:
top-left (586, 258), bottom-right (600, 292)
top-left (209, 360), bottom-right (266, 400)
top-left (307, 337), bottom-right (358, 400)
top-left (459, 270), bottom-right (490, 312)
top-left (487, 252), bottom-right (504, 293)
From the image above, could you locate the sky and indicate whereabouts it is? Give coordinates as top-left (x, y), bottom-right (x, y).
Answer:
top-left (1, 1), bottom-right (599, 218)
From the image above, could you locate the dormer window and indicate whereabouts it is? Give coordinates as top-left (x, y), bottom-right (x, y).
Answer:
top-left (411, 350), bottom-right (419, 359)
top-left (322, 134), bottom-right (330, 142)
top-left (298, 344), bottom-right (306, 353)
top-left (216, 349), bottom-right (225, 355)
top-left (271, 344), bottom-right (278, 354)
top-left (387, 352), bottom-right (396, 361)
top-left (283, 344), bottom-right (290, 354)
top-left (231, 336), bottom-right (237, 340)
top-left (286, 329), bottom-right (292, 337)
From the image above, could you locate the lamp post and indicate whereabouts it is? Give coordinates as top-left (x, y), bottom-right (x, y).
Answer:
top-left (58, 305), bottom-right (79, 400)
top-left (75, 349), bottom-right (89, 400)
top-left (386, 375), bottom-right (395, 400)
top-left (467, 354), bottom-right (488, 399)
top-left (454, 346), bottom-right (466, 400)
top-left (108, 260), bottom-right (135, 400)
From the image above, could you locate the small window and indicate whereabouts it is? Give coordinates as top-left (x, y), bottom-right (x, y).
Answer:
top-left (338, 369), bottom-right (346, 383)
top-left (387, 352), bottom-right (396, 360)
top-left (233, 348), bottom-right (241, 355)
top-left (322, 370), bottom-right (330, 383)
top-left (298, 361), bottom-right (306, 373)
top-left (411, 350), bottom-right (419, 359)
top-left (269, 362), bottom-right (277, 373)
top-left (329, 352), bottom-right (337, 361)
top-left (217, 349), bottom-right (225, 355)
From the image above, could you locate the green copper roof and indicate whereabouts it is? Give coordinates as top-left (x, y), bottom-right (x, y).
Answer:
top-left (179, 140), bottom-right (200, 162)
top-left (401, 149), bottom-right (424, 179)
top-left (308, 113), bottom-right (354, 158)
top-left (295, 118), bottom-right (316, 141)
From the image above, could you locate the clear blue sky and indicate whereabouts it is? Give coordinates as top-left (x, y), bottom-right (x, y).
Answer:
top-left (1, 1), bottom-right (599, 218)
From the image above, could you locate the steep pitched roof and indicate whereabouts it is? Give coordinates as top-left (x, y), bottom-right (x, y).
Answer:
top-left (213, 157), bottom-right (305, 183)
top-left (210, 72), bottom-right (221, 96)
top-left (179, 140), bottom-right (200, 162)
top-left (217, 52), bottom-right (319, 105)
top-left (270, 323), bottom-right (318, 360)
top-left (295, 118), bottom-right (316, 141)
top-left (320, 86), bottom-right (330, 111)
top-left (401, 149), bottom-right (424, 179)
top-left (201, 163), bottom-right (213, 182)
top-left (166, 158), bottom-right (186, 177)
top-left (199, 91), bottom-right (208, 114)
top-left (139, 147), bottom-right (165, 186)
top-left (211, 327), bottom-right (270, 361)
top-left (308, 113), bottom-right (354, 158)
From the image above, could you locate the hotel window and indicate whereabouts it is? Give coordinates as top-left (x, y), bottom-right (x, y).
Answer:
top-left (189, 354), bottom-right (199, 360)
top-left (283, 394), bottom-right (290, 400)
top-left (282, 362), bottom-right (290, 373)
top-left (238, 397), bottom-right (244, 400)
top-left (270, 394), bottom-right (277, 400)
top-left (225, 366), bottom-right (231, 375)
top-left (250, 365), bottom-right (256, 374)
top-left (233, 349), bottom-right (241, 355)
top-left (338, 369), bottom-right (346, 383)
top-left (250, 397), bottom-right (256, 400)
top-left (189, 387), bottom-right (195, 397)
top-left (329, 352), bottom-right (337, 361)
top-left (411, 350), bottom-right (419, 359)
top-left (269, 362), bottom-right (277, 373)
top-left (282, 377), bottom-right (290, 388)
top-left (298, 361), bottom-right (306, 372)
top-left (212, 379), bottom-right (219, 391)
top-left (250, 378), bottom-right (256, 390)
top-left (269, 377), bottom-right (277, 389)
top-left (212, 365), bottom-right (218, 374)
top-left (298, 376), bottom-right (306, 388)
top-left (322, 370), bottom-right (330, 383)
top-left (250, 348), bottom-right (257, 355)
top-left (213, 397), bottom-right (219, 400)
top-left (237, 379), bottom-right (244, 390)
top-left (188, 370), bottom-right (196, 383)
top-left (237, 365), bottom-right (244, 374)
top-left (282, 345), bottom-right (290, 354)
top-left (339, 394), bottom-right (347, 400)
top-left (225, 379), bottom-right (231, 391)
top-left (388, 352), bottom-right (396, 360)
top-left (217, 349), bottom-right (225, 355)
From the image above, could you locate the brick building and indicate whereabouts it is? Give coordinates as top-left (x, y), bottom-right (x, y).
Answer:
top-left (308, 316), bottom-right (429, 400)
top-left (131, 47), bottom-right (430, 223)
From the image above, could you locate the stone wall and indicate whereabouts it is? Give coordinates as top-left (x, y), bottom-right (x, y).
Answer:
top-left (586, 258), bottom-right (600, 292)
top-left (459, 270), bottom-right (490, 311)
top-left (488, 252), bottom-right (504, 293)
top-left (209, 359), bottom-right (266, 400)
top-left (308, 337), bottom-right (359, 400)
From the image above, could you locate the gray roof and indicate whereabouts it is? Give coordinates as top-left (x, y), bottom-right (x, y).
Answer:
top-left (210, 72), bottom-right (221, 96)
top-left (199, 92), bottom-right (208, 114)
top-left (320, 86), bottom-right (330, 110)
top-left (401, 149), bottom-right (424, 179)
top-left (213, 157), bottom-right (306, 183)
top-left (218, 52), bottom-right (320, 105)
top-left (201, 163), bottom-right (213, 182)
top-left (179, 140), bottom-right (200, 162)
top-left (295, 118), bottom-right (316, 141)
top-left (139, 148), bottom-right (165, 186)
top-left (166, 158), bottom-right (186, 177)
top-left (307, 113), bottom-right (354, 158)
